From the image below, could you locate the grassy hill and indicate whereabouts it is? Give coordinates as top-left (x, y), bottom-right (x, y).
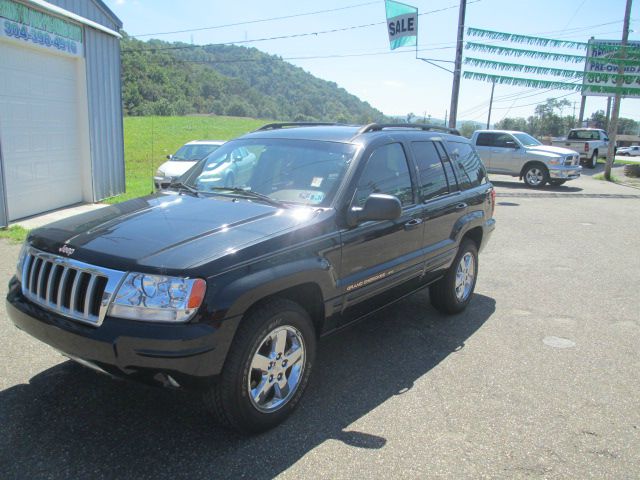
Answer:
top-left (109, 115), bottom-right (265, 203)
top-left (121, 35), bottom-right (388, 124)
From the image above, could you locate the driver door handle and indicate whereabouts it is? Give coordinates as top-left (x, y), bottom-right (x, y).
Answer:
top-left (404, 218), bottom-right (423, 231)
top-left (455, 203), bottom-right (468, 211)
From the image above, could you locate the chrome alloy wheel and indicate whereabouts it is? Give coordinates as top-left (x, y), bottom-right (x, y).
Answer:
top-left (525, 167), bottom-right (544, 186)
top-left (247, 325), bottom-right (306, 413)
top-left (455, 252), bottom-right (475, 302)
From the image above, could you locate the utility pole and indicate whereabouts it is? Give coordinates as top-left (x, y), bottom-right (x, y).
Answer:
top-left (577, 95), bottom-right (587, 127)
top-left (448, 0), bottom-right (467, 129)
top-left (605, 96), bottom-right (612, 129)
top-left (486, 80), bottom-right (496, 129)
top-left (605, 0), bottom-right (633, 181)
top-left (444, 110), bottom-right (448, 127)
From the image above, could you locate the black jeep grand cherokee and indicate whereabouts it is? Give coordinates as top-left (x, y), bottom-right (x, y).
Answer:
top-left (7, 123), bottom-right (495, 432)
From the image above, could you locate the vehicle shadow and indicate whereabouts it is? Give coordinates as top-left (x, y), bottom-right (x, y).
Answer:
top-left (490, 179), bottom-right (583, 192)
top-left (0, 292), bottom-right (495, 480)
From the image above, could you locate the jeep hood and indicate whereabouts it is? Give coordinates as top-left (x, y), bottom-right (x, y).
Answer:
top-left (28, 193), bottom-right (323, 274)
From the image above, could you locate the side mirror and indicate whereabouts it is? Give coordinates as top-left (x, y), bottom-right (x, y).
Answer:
top-left (166, 154), bottom-right (173, 160)
top-left (232, 154), bottom-right (243, 163)
top-left (346, 193), bottom-right (402, 227)
top-left (504, 141), bottom-right (518, 149)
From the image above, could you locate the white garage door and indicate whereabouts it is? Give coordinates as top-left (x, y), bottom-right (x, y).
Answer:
top-left (0, 41), bottom-right (84, 221)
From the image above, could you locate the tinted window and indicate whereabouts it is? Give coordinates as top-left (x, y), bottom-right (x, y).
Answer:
top-left (434, 142), bottom-right (459, 191)
top-left (447, 141), bottom-right (487, 190)
top-left (475, 132), bottom-right (495, 147)
top-left (355, 143), bottom-right (413, 207)
top-left (411, 142), bottom-right (449, 201)
top-left (475, 132), bottom-right (514, 148)
top-left (568, 130), bottom-right (600, 140)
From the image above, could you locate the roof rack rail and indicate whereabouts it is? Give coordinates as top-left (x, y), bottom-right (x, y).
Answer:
top-left (357, 123), bottom-right (461, 136)
top-left (255, 122), bottom-right (339, 131)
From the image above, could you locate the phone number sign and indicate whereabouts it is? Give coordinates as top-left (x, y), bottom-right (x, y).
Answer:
top-left (582, 39), bottom-right (640, 98)
top-left (2, 19), bottom-right (82, 56)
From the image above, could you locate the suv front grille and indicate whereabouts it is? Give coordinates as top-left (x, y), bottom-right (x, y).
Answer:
top-left (21, 249), bottom-right (125, 326)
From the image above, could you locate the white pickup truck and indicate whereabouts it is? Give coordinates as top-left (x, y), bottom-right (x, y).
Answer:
top-left (470, 130), bottom-right (581, 188)
top-left (551, 128), bottom-right (610, 169)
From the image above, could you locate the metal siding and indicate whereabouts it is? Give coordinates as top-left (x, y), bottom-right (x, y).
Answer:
top-left (84, 28), bottom-right (125, 200)
top-left (47, 0), bottom-right (119, 30)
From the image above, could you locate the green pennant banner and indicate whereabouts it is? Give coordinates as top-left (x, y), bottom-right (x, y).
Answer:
top-left (465, 42), bottom-right (586, 63)
top-left (464, 57), bottom-right (583, 78)
top-left (463, 70), bottom-right (640, 96)
top-left (466, 27), bottom-right (587, 49)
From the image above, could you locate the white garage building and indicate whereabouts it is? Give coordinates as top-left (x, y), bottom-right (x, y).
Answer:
top-left (0, 0), bottom-right (124, 226)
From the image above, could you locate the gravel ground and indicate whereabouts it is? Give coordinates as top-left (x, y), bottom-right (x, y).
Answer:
top-left (1, 172), bottom-right (638, 479)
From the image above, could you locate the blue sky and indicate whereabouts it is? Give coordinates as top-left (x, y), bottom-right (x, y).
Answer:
top-left (105, 0), bottom-right (640, 124)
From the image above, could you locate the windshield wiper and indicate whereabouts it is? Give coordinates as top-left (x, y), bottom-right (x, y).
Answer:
top-left (169, 181), bottom-right (200, 196)
top-left (207, 187), bottom-right (288, 208)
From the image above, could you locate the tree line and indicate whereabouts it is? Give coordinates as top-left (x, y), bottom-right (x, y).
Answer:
top-left (493, 98), bottom-right (639, 138)
top-left (120, 35), bottom-right (388, 123)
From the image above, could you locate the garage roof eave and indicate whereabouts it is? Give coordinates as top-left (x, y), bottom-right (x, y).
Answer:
top-left (25, 0), bottom-right (123, 39)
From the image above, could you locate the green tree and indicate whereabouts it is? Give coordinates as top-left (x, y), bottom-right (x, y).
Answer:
top-left (459, 121), bottom-right (478, 138)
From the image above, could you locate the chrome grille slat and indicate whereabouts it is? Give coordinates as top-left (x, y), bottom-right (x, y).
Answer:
top-left (57, 267), bottom-right (70, 309)
top-left (69, 271), bottom-right (82, 312)
top-left (45, 264), bottom-right (58, 304)
top-left (20, 248), bottom-right (125, 327)
top-left (84, 274), bottom-right (98, 319)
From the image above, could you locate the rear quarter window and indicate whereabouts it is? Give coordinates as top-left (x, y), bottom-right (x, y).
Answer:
top-left (446, 140), bottom-right (487, 190)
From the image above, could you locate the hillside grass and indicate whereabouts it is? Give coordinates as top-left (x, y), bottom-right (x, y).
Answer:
top-left (106, 116), bottom-right (266, 203)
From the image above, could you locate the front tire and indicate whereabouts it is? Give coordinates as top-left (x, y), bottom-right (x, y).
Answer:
top-left (203, 299), bottom-right (316, 433)
top-left (430, 239), bottom-right (478, 314)
top-left (523, 164), bottom-right (548, 188)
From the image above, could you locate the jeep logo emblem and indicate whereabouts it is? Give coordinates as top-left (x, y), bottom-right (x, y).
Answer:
top-left (58, 245), bottom-right (75, 256)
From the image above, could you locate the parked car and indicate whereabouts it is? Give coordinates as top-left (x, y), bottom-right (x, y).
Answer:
top-left (7, 123), bottom-right (495, 433)
top-left (470, 130), bottom-right (582, 188)
top-left (617, 145), bottom-right (640, 157)
top-left (154, 140), bottom-right (225, 189)
top-left (551, 128), bottom-right (610, 169)
top-left (197, 146), bottom-right (257, 188)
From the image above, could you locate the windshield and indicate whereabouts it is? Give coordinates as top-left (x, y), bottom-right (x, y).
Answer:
top-left (513, 133), bottom-right (542, 146)
top-left (172, 144), bottom-right (221, 161)
top-left (181, 139), bottom-right (358, 207)
top-left (567, 130), bottom-right (600, 140)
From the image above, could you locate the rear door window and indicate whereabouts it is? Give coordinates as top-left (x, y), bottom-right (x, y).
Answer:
top-left (446, 141), bottom-right (487, 190)
top-left (410, 141), bottom-right (449, 201)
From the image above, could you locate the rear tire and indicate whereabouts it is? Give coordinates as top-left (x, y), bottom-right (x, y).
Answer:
top-left (430, 239), bottom-right (478, 314)
top-left (203, 299), bottom-right (316, 433)
top-left (588, 151), bottom-right (598, 169)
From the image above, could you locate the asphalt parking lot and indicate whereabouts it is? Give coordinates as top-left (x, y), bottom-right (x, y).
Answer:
top-left (1, 168), bottom-right (639, 479)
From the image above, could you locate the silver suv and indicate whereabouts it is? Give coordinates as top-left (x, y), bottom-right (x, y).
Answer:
top-left (471, 130), bottom-right (582, 188)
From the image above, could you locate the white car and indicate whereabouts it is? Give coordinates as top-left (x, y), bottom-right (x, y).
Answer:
top-left (195, 146), bottom-right (257, 189)
top-left (617, 145), bottom-right (640, 157)
top-left (154, 140), bottom-right (225, 190)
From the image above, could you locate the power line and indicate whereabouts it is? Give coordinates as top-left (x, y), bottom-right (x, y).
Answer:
top-left (122, 1), bottom-right (482, 52)
top-left (131, 1), bottom-right (380, 37)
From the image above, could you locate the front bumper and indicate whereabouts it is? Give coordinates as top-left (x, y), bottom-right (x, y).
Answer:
top-left (549, 165), bottom-right (582, 180)
top-left (6, 278), bottom-right (238, 389)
